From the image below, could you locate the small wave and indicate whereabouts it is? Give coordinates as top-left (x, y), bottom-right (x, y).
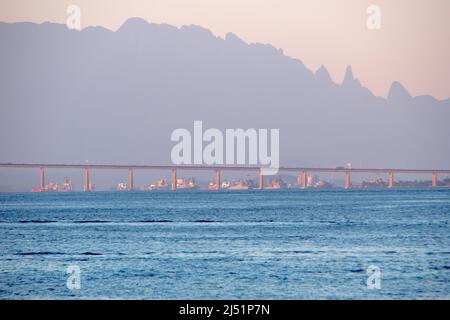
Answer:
top-left (140, 220), bottom-right (275, 223)
top-left (19, 220), bottom-right (58, 224)
top-left (349, 268), bottom-right (364, 273)
top-left (15, 252), bottom-right (64, 256)
top-left (291, 250), bottom-right (320, 254)
top-left (318, 220), bottom-right (338, 224)
top-left (272, 250), bottom-right (322, 254)
top-left (15, 251), bottom-right (103, 256)
top-left (431, 265), bottom-right (450, 271)
top-left (73, 220), bottom-right (112, 224)
top-left (81, 252), bottom-right (102, 256)
top-left (427, 251), bottom-right (450, 255)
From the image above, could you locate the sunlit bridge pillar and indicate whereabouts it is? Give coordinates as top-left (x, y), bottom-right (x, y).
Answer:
top-left (432, 172), bottom-right (438, 188)
top-left (39, 167), bottom-right (45, 192)
top-left (128, 168), bottom-right (134, 191)
top-left (215, 169), bottom-right (221, 190)
top-left (84, 160), bottom-right (90, 192)
top-left (171, 168), bottom-right (177, 191)
top-left (388, 172), bottom-right (394, 189)
top-left (345, 171), bottom-right (351, 189)
top-left (258, 170), bottom-right (264, 190)
top-left (300, 171), bottom-right (307, 189)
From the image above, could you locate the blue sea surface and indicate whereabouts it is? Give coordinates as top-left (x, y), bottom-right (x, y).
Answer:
top-left (0, 189), bottom-right (449, 299)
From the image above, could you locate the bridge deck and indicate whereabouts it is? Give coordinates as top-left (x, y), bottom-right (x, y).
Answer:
top-left (1, 163), bottom-right (449, 174)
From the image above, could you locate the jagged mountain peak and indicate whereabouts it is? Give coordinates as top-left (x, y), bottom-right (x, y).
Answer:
top-left (341, 65), bottom-right (364, 89)
top-left (343, 65), bottom-right (354, 83)
top-left (387, 81), bottom-right (412, 100)
top-left (315, 65), bottom-right (333, 83)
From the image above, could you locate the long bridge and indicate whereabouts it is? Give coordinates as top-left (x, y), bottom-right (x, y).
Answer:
top-left (1, 162), bottom-right (449, 191)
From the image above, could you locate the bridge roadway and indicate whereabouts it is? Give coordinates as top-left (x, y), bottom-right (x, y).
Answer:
top-left (1, 162), bottom-right (450, 174)
top-left (1, 162), bottom-right (448, 191)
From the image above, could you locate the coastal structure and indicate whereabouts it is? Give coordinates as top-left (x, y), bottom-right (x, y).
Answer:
top-left (0, 163), bottom-right (449, 192)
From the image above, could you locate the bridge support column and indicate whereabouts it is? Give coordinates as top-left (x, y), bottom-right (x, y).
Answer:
top-left (128, 168), bottom-right (134, 191)
top-left (215, 169), bottom-right (221, 190)
top-left (171, 168), bottom-right (177, 191)
top-left (300, 171), bottom-right (307, 189)
top-left (432, 172), bottom-right (438, 188)
top-left (258, 170), bottom-right (264, 190)
top-left (388, 172), bottom-right (394, 189)
top-left (345, 172), bottom-right (351, 189)
top-left (39, 167), bottom-right (45, 192)
top-left (84, 161), bottom-right (90, 192)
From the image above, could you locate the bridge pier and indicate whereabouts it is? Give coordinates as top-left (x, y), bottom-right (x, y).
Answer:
top-left (432, 172), bottom-right (438, 188)
top-left (39, 167), bottom-right (45, 192)
top-left (300, 171), bottom-right (308, 189)
top-left (84, 161), bottom-right (90, 192)
top-left (215, 169), bottom-right (221, 190)
top-left (171, 168), bottom-right (177, 191)
top-left (388, 172), bottom-right (394, 189)
top-left (258, 170), bottom-right (264, 190)
top-left (128, 168), bottom-right (134, 191)
top-left (345, 172), bottom-right (351, 189)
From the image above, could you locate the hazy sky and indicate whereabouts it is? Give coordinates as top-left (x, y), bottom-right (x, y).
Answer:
top-left (1, 0), bottom-right (449, 99)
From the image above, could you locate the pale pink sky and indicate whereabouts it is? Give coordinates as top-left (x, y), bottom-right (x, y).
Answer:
top-left (1, 0), bottom-right (449, 99)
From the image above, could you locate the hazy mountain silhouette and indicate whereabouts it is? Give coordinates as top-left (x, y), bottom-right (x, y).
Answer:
top-left (0, 18), bottom-right (449, 189)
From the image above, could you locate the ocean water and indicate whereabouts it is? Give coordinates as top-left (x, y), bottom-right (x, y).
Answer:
top-left (0, 189), bottom-right (449, 300)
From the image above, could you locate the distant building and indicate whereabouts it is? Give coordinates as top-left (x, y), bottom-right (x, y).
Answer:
top-left (61, 177), bottom-right (73, 191)
top-left (228, 178), bottom-right (255, 190)
top-left (314, 180), bottom-right (333, 188)
top-left (362, 177), bottom-right (387, 188)
top-left (175, 177), bottom-right (199, 189)
top-left (265, 176), bottom-right (287, 189)
top-left (143, 178), bottom-right (170, 191)
top-left (45, 182), bottom-right (59, 192)
top-left (116, 182), bottom-right (128, 191)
